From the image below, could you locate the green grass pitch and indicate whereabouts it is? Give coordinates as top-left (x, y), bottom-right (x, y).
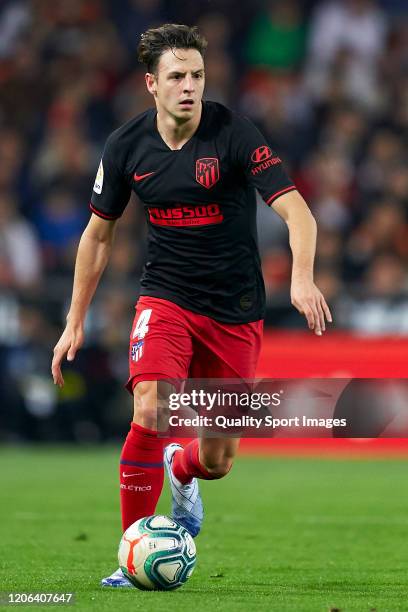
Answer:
top-left (1, 447), bottom-right (408, 611)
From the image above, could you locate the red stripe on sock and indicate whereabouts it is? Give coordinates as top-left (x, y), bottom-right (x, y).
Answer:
top-left (119, 422), bottom-right (164, 531)
top-left (172, 439), bottom-right (219, 484)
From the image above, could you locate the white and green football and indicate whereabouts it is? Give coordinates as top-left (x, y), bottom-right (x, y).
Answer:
top-left (118, 515), bottom-right (196, 590)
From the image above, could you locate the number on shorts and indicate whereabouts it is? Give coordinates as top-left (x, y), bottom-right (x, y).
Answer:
top-left (133, 308), bottom-right (152, 340)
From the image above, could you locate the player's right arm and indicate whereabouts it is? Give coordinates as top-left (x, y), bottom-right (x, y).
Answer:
top-left (52, 214), bottom-right (118, 387)
top-left (52, 128), bottom-right (132, 387)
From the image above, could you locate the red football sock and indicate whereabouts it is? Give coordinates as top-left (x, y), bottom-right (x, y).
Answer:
top-left (119, 422), bottom-right (164, 531)
top-left (172, 439), bottom-right (223, 484)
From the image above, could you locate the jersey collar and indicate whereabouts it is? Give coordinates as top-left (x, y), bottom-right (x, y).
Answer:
top-left (151, 101), bottom-right (207, 152)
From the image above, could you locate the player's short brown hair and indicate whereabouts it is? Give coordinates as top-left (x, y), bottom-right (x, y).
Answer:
top-left (137, 24), bottom-right (207, 74)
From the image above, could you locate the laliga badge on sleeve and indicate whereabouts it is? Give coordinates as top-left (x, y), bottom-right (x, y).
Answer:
top-left (93, 160), bottom-right (104, 194)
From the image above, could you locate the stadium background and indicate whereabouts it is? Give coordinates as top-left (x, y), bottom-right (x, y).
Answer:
top-left (2, 4), bottom-right (408, 609)
top-left (0, 0), bottom-right (407, 444)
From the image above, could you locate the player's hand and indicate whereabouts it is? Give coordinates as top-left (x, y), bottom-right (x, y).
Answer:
top-left (51, 323), bottom-right (84, 388)
top-left (290, 277), bottom-right (332, 336)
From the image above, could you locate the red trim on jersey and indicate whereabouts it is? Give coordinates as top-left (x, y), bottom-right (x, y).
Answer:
top-left (265, 186), bottom-right (296, 206)
top-left (89, 203), bottom-right (120, 220)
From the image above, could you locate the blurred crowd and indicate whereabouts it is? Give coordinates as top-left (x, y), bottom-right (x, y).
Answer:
top-left (0, 0), bottom-right (407, 441)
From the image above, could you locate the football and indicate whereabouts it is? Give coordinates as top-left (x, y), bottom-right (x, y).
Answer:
top-left (118, 515), bottom-right (196, 590)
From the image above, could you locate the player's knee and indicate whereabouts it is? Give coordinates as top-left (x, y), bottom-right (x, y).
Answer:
top-left (132, 380), bottom-right (172, 430)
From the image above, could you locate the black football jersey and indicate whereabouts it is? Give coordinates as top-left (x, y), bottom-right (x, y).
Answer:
top-left (90, 101), bottom-right (295, 323)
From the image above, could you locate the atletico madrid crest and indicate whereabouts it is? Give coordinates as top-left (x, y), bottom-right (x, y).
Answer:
top-left (195, 158), bottom-right (220, 189)
top-left (131, 340), bottom-right (144, 362)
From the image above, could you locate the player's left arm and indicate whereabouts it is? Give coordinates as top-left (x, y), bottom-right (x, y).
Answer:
top-left (231, 112), bottom-right (332, 334)
top-left (273, 189), bottom-right (332, 335)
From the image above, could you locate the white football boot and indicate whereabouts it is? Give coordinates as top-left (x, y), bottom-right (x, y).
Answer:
top-left (164, 443), bottom-right (204, 537)
top-left (100, 567), bottom-right (134, 588)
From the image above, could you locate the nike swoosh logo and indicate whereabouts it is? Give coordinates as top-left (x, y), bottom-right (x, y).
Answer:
top-left (122, 472), bottom-right (144, 478)
top-left (134, 171), bottom-right (155, 182)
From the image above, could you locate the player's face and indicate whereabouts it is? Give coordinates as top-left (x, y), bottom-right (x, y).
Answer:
top-left (146, 48), bottom-right (205, 122)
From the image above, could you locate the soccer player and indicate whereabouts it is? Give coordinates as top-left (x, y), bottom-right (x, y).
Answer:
top-left (51, 24), bottom-right (332, 587)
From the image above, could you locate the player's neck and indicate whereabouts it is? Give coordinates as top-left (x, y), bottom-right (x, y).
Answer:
top-left (156, 103), bottom-right (202, 151)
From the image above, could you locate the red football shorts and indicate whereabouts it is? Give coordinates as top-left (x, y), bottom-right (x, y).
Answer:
top-left (126, 296), bottom-right (263, 393)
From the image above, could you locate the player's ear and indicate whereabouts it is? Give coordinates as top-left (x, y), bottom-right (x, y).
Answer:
top-left (145, 73), bottom-right (157, 96)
